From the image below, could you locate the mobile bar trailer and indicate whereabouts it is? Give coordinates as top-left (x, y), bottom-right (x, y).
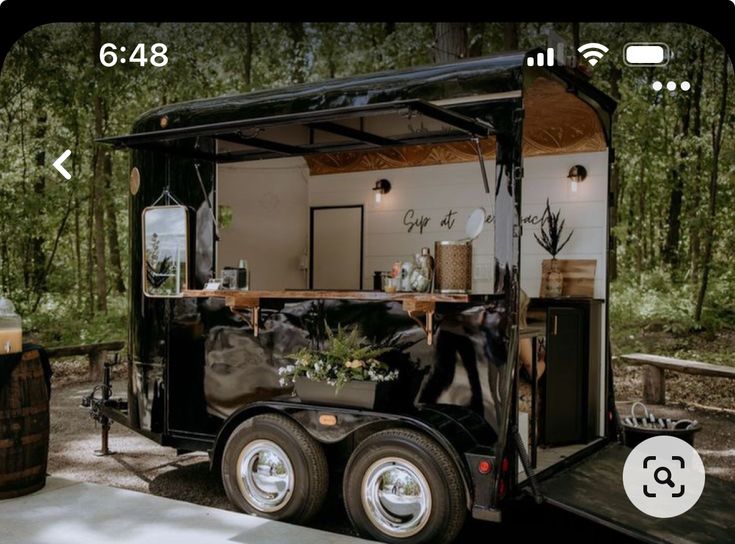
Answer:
top-left (83, 50), bottom-right (731, 544)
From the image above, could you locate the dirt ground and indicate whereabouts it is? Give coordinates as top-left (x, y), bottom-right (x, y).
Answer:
top-left (48, 380), bottom-right (231, 511)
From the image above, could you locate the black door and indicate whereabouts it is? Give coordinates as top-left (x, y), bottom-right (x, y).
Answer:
top-left (543, 307), bottom-right (587, 444)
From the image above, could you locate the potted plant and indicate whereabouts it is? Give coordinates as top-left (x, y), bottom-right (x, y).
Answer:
top-left (534, 198), bottom-right (574, 298)
top-left (278, 323), bottom-right (400, 410)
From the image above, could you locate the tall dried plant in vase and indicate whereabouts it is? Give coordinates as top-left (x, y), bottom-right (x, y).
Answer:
top-left (534, 199), bottom-right (574, 297)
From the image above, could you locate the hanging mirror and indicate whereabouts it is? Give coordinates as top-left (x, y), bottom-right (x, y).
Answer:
top-left (143, 205), bottom-right (189, 297)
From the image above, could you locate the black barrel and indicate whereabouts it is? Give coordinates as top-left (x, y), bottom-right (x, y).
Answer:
top-left (0, 349), bottom-right (50, 499)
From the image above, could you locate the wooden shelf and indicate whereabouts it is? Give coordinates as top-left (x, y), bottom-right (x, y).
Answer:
top-left (184, 289), bottom-right (469, 304)
top-left (183, 289), bottom-right (474, 344)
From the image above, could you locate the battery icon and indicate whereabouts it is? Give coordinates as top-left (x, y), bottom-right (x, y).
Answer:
top-left (624, 43), bottom-right (670, 66)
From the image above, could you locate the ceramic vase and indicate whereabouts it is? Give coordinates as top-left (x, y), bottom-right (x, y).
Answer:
top-left (545, 258), bottom-right (564, 298)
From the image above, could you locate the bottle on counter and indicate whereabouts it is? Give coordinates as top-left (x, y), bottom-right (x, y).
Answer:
top-left (238, 259), bottom-right (249, 290)
top-left (413, 247), bottom-right (435, 293)
top-left (0, 297), bottom-right (22, 355)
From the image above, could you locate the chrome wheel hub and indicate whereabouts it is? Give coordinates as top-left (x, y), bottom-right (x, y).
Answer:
top-left (237, 439), bottom-right (294, 513)
top-left (361, 457), bottom-right (432, 538)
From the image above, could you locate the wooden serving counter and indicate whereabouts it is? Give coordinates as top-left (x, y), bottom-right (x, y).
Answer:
top-left (183, 289), bottom-right (480, 345)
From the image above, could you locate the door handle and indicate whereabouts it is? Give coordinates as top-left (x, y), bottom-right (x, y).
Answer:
top-left (553, 315), bottom-right (558, 335)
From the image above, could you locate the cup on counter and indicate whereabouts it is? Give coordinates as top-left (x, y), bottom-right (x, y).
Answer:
top-left (384, 277), bottom-right (401, 293)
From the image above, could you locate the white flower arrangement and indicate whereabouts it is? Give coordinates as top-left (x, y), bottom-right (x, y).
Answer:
top-left (279, 324), bottom-right (399, 390)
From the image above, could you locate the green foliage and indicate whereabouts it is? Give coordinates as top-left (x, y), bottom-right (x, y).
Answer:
top-left (610, 274), bottom-right (735, 368)
top-left (23, 294), bottom-right (126, 346)
top-left (610, 270), bottom-right (735, 335)
top-left (280, 323), bottom-right (397, 389)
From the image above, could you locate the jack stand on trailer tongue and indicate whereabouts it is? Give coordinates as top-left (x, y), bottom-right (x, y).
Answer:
top-left (93, 355), bottom-right (116, 457)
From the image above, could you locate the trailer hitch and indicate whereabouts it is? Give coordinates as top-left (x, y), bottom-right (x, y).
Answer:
top-left (81, 354), bottom-right (123, 456)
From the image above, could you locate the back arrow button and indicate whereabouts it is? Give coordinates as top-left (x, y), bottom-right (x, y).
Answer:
top-left (53, 149), bottom-right (72, 180)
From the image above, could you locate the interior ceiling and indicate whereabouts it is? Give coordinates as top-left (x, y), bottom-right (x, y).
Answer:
top-left (305, 77), bottom-right (607, 176)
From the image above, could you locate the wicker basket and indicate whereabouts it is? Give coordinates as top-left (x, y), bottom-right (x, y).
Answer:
top-left (435, 241), bottom-right (472, 293)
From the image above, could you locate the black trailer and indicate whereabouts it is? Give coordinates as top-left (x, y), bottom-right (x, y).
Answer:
top-left (85, 50), bottom-right (732, 544)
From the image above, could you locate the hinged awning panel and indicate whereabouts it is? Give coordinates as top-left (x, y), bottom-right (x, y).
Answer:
top-left (98, 99), bottom-right (496, 163)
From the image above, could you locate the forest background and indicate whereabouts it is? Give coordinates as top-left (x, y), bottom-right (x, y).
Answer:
top-left (0, 22), bottom-right (733, 366)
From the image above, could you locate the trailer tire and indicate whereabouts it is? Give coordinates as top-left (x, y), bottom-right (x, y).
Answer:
top-left (343, 428), bottom-right (466, 544)
top-left (221, 413), bottom-right (328, 523)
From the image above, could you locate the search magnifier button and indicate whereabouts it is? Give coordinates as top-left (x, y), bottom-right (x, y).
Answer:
top-left (654, 467), bottom-right (675, 487)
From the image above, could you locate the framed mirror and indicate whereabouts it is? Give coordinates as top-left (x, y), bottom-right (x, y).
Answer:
top-left (143, 205), bottom-right (189, 297)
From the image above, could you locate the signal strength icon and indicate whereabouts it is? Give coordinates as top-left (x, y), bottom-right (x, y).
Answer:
top-left (577, 43), bottom-right (609, 67)
top-left (526, 48), bottom-right (556, 67)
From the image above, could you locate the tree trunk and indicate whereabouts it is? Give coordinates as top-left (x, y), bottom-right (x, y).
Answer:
top-left (32, 196), bottom-right (75, 313)
top-left (695, 52), bottom-right (729, 322)
top-left (31, 113), bottom-right (47, 297)
top-left (635, 143), bottom-right (649, 278)
top-left (74, 195), bottom-right (83, 309)
top-left (663, 57), bottom-right (694, 271)
top-left (17, 69), bottom-right (31, 297)
top-left (71, 118), bottom-right (83, 310)
top-left (0, 237), bottom-right (8, 295)
top-left (285, 23), bottom-right (307, 84)
top-left (242, 22), bottom-right (253, 89)
top-left (608, 63), bottom-right (622, 281)
top-left (503, 23), bottom-right (519, 50)
top-left (92, 144), bottom-right (108, 312)
top-left (434, 23), bottom-right (468, 63)
top-left (688, 46), bottom-right (706, 285)
top-left (468, 23), bottom-right (485, 58)
top-left (86, 187), bottom-right (95, 317)
top-left (92, 23), bottom-right (107, 312)
top-left (104, 153), bottom-right (125, 294)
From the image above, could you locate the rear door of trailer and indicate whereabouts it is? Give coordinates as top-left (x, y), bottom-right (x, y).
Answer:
top-left (533, 443), bottom-right (735, 543)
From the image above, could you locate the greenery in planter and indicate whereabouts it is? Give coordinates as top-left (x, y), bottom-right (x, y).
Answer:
top-left (279, 323), bottom-right (398, 389)
top-left (534, 198), bottom-right (574, 258)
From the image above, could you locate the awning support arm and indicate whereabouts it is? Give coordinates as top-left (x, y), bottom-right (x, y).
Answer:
top-left (194, 160), bottom-right (220, 242)
top-left (472, 137), bottom-right (491, 194)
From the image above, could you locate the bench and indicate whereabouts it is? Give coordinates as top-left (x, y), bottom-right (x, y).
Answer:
top-left (619, 353), bottom-right (735, 404)
top-left (46, 341), bottom-right (125, 381)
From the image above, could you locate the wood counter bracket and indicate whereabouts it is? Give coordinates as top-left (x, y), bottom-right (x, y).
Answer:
top-left (402, 299), bottom-right (436, 345)
top-left (230, 307), bottom-right (261, 337)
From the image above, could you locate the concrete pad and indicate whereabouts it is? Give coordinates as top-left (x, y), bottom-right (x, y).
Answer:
top-left (0, 477), bottom-right (374, 544)
top-left (34, 476), bottom-right (82, 494)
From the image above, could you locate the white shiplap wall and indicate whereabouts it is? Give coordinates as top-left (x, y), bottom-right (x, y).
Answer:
top-left (309, 150), bottom-right (609, 297)
top-left (520, 151), bottom-right (609, 298)
top-left (216, 150), bottom-right (609, 297)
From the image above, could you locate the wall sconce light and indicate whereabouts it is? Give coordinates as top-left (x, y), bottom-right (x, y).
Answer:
top-left (567, 165), bottom-right (587, 192)
top-left (373, 178), bottom-right (391, 203)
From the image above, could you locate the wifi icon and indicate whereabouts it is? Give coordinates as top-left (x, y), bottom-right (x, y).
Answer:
top-left (578, 43), bottom-right (609, 67)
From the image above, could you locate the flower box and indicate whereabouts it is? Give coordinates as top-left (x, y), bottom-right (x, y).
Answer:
top-left (294, 376), bottom-right (395, 410)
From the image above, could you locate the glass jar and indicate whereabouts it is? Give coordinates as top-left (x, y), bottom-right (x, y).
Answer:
top-left (0, 297), bottom-right (22, 355)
